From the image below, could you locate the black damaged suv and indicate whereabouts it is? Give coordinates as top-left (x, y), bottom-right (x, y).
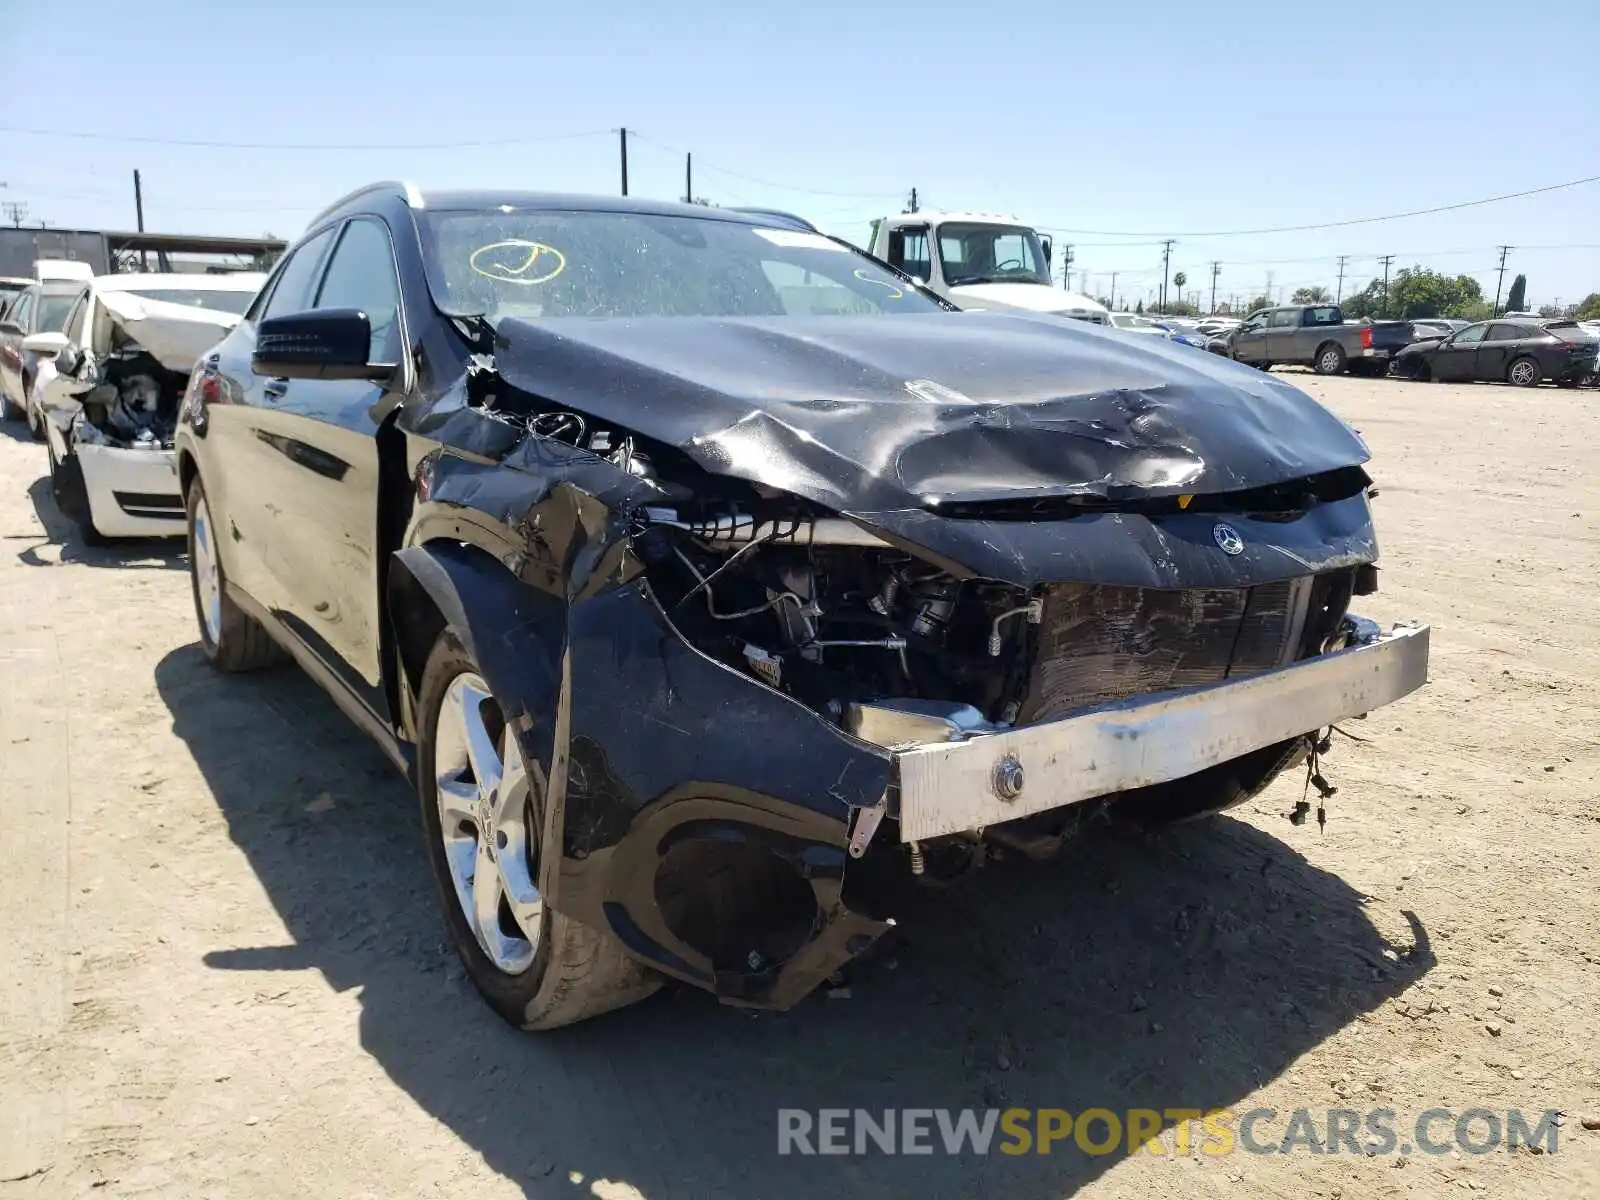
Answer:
top-left (176, 183), bottom-right (1429, 1029)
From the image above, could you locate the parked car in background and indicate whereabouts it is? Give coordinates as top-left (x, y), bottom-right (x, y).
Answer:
top-left (1196, 317), bottom-right (1240, 337)
top-left (0, 263), bottom-right (95, 425)
top-left (1109, 312), bottom-right (1168, 335)
top-left (1227, 304), bottom-right (1414, 376)
top-left (1407, 318), bottom-right (1468, 342)
top-left (0, 276), bottom-right (30, 319)
top-left (176, 183), bottom-right (1427, 1031)
top-left (35, 272), bottom-right (264, 542)
top-left (1391, 319), bottom-right (1599, 387)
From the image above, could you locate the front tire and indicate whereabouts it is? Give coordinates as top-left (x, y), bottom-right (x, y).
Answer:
top-left (416, 630), bottom-right (659, 1030)
top-left (1313, 343), bottom-right (1348, 375)
top-left (1507, 356), bottom-right (1541, 387)
top-left (185, 476), bottom-right (281, 671)
top-left (47, 444), bottom-right (107, 547)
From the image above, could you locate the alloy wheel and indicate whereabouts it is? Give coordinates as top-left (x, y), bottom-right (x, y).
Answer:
top-left (1510, 360), bottom-right (1537, 386)
top-left (191, 494), bottom-right (224, 647)
top-left (432, 673), bottom-right (543, 974)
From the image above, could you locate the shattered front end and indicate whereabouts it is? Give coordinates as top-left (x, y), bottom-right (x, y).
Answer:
top-left (401, 312), bottom-right (1431, 1012)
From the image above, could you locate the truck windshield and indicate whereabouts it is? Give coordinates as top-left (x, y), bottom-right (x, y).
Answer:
top-left (417, 208), bottom-right (945, 323)
top-left (936, 224), bottom-right (1051, 287)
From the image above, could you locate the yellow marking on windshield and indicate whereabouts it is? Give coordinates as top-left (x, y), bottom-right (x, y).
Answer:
top-left (852, 269), bottom-right (903, 300)
top-left (469, 239), bottom-right (567, 286)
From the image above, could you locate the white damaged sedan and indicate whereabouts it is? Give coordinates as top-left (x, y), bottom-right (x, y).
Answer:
top-left (35, 272), bottom-right (264, 542)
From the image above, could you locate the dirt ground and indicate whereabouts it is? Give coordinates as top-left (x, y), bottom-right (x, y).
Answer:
top-left (1, 373), bottom-right (1597, 1200)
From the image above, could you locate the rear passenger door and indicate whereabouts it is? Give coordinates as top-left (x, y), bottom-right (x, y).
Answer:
top-left (250, 216), bottom-right (408, 722)
top-left (1263, 307), bottom-right (1301, 362)
top-left (208, 226), bottom-right (339, 607)
top-left (1476, 323), bottom-right (1530, 381)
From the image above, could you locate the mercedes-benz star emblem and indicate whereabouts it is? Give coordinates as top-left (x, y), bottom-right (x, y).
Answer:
top-left (1212, 523), bottom-right (1245, 555)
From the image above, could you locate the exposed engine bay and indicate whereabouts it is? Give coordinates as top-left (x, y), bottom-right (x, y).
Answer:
top-left (72, 345), bottom-right (187, 450)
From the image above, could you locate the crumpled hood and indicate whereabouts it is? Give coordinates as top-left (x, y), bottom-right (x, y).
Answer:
top-left (947, 281), bottom-right (1106, 316)
top-left (97, 290), bottom-right (242, 372)
top-left (492, 311), bottom-right (1368, 516)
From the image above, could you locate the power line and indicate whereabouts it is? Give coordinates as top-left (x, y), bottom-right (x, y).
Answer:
top-left (1032, 174), bottom-right (1600, 238)
top-left (0, 123), bottom-right (612, 152)
top-left (626, 133), bottom-right (901, 199)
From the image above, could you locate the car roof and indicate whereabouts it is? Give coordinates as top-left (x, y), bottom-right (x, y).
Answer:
top-left (312, 182), bottom-right (805, 231)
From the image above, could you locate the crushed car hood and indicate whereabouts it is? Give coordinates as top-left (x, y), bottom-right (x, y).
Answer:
top-left (97, 290), bottom-right (243, 372)
top-left (492, 311), bottom-right (1370, 513)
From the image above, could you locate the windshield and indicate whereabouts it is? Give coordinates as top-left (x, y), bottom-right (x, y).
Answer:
top-left (417, 208), bottom-right (945, 323)
top-left (36, 288), bottom-right (82, 332)
top-left (936, 223), bottom-right (1051, 287)
top-left (124, 288), bottom-right (256, 316)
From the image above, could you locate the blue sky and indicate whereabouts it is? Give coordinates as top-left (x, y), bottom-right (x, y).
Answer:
top-left (3, 0), bottom-right (1596, 309)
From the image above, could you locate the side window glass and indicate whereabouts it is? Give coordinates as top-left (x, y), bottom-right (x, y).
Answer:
top-left (11, 291), bottom-right (34, 332)
top-left (261, 227), bottom-right (336, 321)
top-left (1487, 323), bottom-right (1525, 341)
top-left (888, 227), bottom-right (932, 279)
top-left (1453, 325), bottom-right (1487, 346)
top-left (1307, 306), bottom-right (1339, 326)
top-left (1269, 309), bottom-right (1297, 328)
top-left (313, 218), bottom-right (402, 362)
top-left (64, 294), bottom-right (90, 343)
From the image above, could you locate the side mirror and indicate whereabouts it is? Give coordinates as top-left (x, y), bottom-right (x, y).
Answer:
top-left (21, 331), bottom-right (68, 357)
top-left (55, 343), bottom-right (84, 377)
top-left (0, 322), bottom-right (21, 338)
top-left (252, 309), bottom-right (394, 382)
top-left (1040, 235), bottom-right (1053, 266)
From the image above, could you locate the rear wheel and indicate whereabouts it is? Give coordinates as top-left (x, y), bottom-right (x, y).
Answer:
top-left (185, 476), bottom-right (281, 671)
top-left (1507, 356), bottom-right (1540, 387)
top-left (1313, 343), bottom-right (1347, 375)
top-left (416, 630), bottom-right (660, 1030)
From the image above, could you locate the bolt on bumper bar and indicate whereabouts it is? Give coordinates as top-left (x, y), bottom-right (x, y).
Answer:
top-left (894, 622), bottom-right (1431, 842)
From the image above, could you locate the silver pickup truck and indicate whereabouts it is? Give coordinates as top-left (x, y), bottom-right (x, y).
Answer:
top-left (1229, 304), bottom-right (1415, 376)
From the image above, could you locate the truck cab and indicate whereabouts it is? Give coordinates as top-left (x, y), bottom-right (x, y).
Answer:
top-left (866, 212), bottom-right (1109, 325)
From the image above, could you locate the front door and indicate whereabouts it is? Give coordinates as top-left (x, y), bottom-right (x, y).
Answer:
top-left (1431, 323), bottom-right (1487, 381)
top-left (246, 216), bottom-right (408, 722)
top-left (1232, 309), bottom-right (1271, 364)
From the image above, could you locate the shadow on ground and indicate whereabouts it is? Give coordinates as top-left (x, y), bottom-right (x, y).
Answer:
top-left (156, 644), bottom-right (1431, 1199)
top-left (11, 474), bottom-right (184, 570)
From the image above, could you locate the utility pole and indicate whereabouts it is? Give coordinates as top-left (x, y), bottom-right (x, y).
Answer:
top-left (1265, 270), bottom-right (1275, 305)
top-left (1379, 254), bottom-right (1395, 316)
top-left (618, 128), bottom-right (629, 196)
top-left (1209, 261), bottom-right (1221, 314)
top-left (2, 200), bottom-right (26, 228)
top-left (905, 187), bottom-right (919, 213)
top-left (684, 153), bottom-right (692, 204)
top-left (1491, 245), bottom-right (1511, 316)
top-left (1335, 255), bottom-right (1348, 304)
top-left (133, 169), bottom-right (149, 269)
top-left (1109, 270), bottom-right (1118, 310)
top-left (1159, 239), bottom-right (1174, 312)
top-left (1061, 243), bottom-right (1075, 290)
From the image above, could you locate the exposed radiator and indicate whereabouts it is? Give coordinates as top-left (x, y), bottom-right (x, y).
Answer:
top-left (1016, 579), bottom-right (1312, 722)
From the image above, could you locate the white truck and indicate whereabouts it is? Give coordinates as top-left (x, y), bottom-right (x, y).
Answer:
top-left (864, 211), bottom-right (1109, 325)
